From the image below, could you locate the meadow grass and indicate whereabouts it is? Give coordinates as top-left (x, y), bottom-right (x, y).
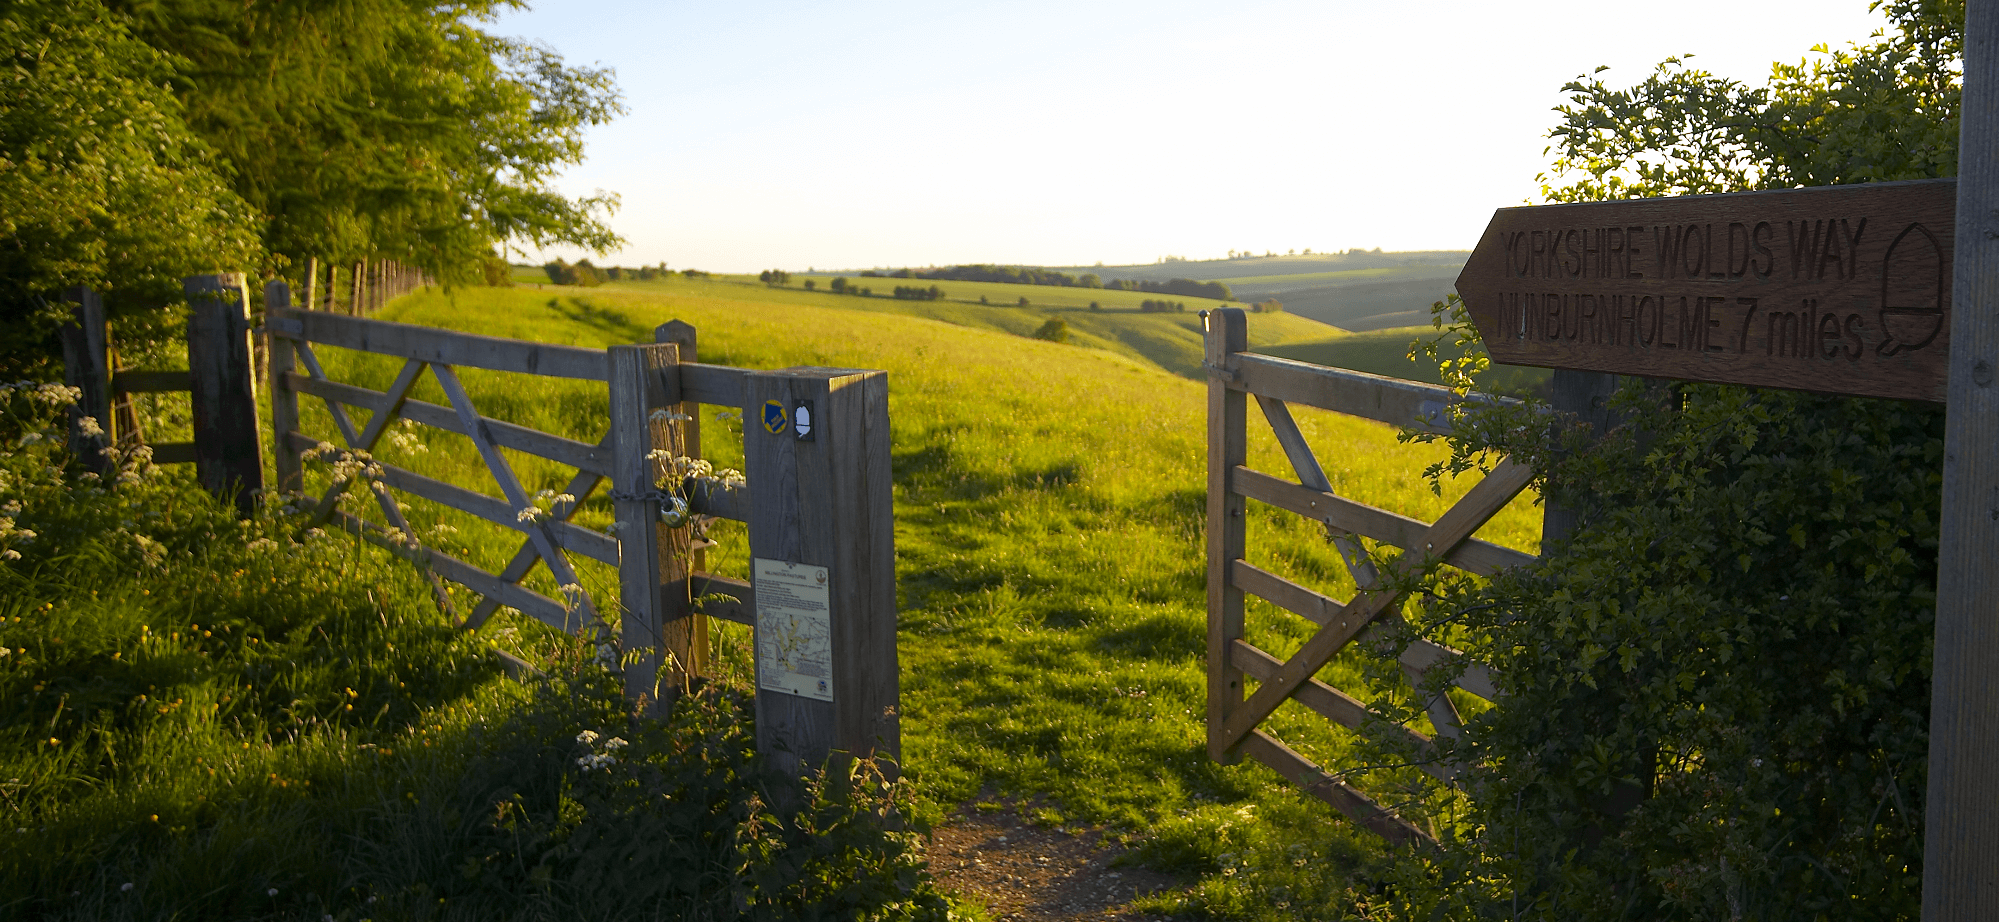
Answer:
top-left (504, 274), bottom-right (1337, 377)
top-left (6, 277), bottom-right (1542, 919)
top-left (317, 284), bottom-right (1543, 912)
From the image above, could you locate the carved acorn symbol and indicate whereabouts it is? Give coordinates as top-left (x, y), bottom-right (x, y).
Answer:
top-left (1876, 222), bottom-right (1946, 356)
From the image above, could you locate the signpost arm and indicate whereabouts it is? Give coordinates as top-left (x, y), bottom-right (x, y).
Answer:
top-left (1923, 0), bottom-right (1997, 916)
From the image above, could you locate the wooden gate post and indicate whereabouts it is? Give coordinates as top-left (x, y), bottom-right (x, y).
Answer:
top-left (57, 286), bottom-right (111, 474)
top-left (1541, 369), bottom-right (1620, 553)
top-left (1204, 308), bottom-right (1248, 764)
top-left (744, 367), bottom-right (898, 780)
top-left (264, 280), bottom-right (303, 495)
top-left (656, 321), bottom-right (710, 676)
top-left (608, 342), bottom-right (697, 709)
top-left (185, 273), bottom-right (264, 516)
top-left (1923, 0), bottom-right (1997, 915)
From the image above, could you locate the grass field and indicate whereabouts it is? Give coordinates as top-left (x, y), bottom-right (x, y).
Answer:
top-left (331, 283), bottom-right (1542, 905)
top-left (4, 276), bottom-right (1542, 918)
top-left (510, 270), bottom-right (1341, 378)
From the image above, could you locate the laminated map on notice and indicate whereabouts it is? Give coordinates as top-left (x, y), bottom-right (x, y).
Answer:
top-left (753, 557), bottom-right (833, 702)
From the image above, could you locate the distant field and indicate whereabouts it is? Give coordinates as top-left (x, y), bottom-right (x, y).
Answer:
top-left (1214, 264), bottom-right (1459, 289)
top-left (1255, 326), bottom-right (1553, 398)
top-left (1047, 251), bottom-right (1469, 283)
top-left (517, 251), bottom-right (1474, 336)
top-left (511, 272), bottom-right (1340, 378)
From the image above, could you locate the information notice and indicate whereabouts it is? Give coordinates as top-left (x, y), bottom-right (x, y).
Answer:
top-left (754, 557), bottom-right (833, 702)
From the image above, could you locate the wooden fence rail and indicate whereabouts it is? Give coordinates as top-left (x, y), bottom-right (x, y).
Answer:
top-left (1204, 307), bottom-right (1531, 845)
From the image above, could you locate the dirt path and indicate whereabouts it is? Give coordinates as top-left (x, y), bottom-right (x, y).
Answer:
top-left (926, 805), bottom-right (1182, 921)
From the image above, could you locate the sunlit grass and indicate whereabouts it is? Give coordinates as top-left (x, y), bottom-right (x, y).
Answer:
top-left (341, 285), bottom-right (1540, 836)
top-left (5, 277), bottom-right (1541, 919)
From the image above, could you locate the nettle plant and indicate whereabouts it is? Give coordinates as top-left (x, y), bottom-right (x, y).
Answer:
top-left (1342, 296), bottom-right (1940, 919)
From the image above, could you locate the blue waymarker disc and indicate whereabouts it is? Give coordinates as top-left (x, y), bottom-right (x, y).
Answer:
top-left (761, 400), bottom-right (787, 434)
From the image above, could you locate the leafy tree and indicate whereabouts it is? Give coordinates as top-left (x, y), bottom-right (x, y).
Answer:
top-left (0, 0), bottom-right (259, 376)
top-left (1032, 317), bottom-right (1069, 343)
top-left (1357, 3), bottom-right (1962, 917)
top-left (0, 0), bottom-right (626, 374)
top-left (1016, 296), bottom-right (1030, 307)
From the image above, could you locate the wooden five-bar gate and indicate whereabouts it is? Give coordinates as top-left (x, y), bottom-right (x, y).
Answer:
top-left (1202, 307), bottom-right (1535, 844)
top-left (57, 275), bottom-right (899, 777)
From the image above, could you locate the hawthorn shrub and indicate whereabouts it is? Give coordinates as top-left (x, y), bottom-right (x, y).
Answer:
top-left (1366, 367), bottom-right (1941, 917)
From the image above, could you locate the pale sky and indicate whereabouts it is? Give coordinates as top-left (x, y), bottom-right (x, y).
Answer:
top-left (492, 0), bottom-right (1895, 273)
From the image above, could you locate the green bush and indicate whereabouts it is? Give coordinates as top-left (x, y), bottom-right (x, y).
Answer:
top-left (1359, 359), bottom-right (1941, 916)
top-left (0, 385), bottom-right (951, 920)
top-left (480, 256), bottom-right (515, 287)
top-left (1031, 318), bottom-right (1068, 344)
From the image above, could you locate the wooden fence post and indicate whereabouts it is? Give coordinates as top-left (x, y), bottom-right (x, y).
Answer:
top-left (1540, 369), bottom-right (1620, 553)
top-left (608, 342), bottom-right (696, 709)
top-left (57, 286), bottom-right (111, 474)
top-left (349, 261), bottom-right (363, 317)
top-left (657, 320), bottom-right (710, 676)
top-left (265, 280), bottom-right (302, 495)
top-left (1924, 0), bottom-right (1997, 915)
top-left (302, 258), bottom-right (319, 314)
top-left (745, 366), bottom-right (898, 780)
top-left (1204, 308), bottom-right (1248, 764)
top-left (185, 273), bottom-right (264, 516)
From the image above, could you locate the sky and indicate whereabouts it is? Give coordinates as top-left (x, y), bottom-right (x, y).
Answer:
top-left (491, 0), bottom-right (1895, 273)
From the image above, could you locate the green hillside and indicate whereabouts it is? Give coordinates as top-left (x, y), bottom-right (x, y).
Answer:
top-left (1049, 251), bottom-right (1468, 282)
top-left (773, 250), bottom-right (1473, 334)
top-left (513, 272), bottom-right (1341, 378)
top-left (338, 282), bottom-right (1540, 908)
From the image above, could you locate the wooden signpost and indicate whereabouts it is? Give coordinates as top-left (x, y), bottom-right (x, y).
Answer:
top-left (1456, 179), bottom-right (1957, 402)
top-left (1457, 147), bottom-right (1994, 918)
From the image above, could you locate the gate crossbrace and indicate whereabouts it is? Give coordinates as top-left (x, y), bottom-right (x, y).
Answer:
top-left (293, 349), bottom-right (454, 613)
top-left (291, 343), bottom-right (605, 635)
top-left (430, 364), bottom-right (603, 635)
top-left (1254, 395), bottom-right (1469, 741)
top-left (461, 442), bottom-right (609, 632)
top-left (1216, 457), bottom-right (1534, 755)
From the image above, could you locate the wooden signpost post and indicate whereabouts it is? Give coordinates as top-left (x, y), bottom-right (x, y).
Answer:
top-left (1457, 148), bottom-right (1993, 918)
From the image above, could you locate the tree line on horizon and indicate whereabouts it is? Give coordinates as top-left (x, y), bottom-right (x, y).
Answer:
top-left (851, 265), bottom-right (1234, 302)
top-left (541, 259), bottom-right (668, 286)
